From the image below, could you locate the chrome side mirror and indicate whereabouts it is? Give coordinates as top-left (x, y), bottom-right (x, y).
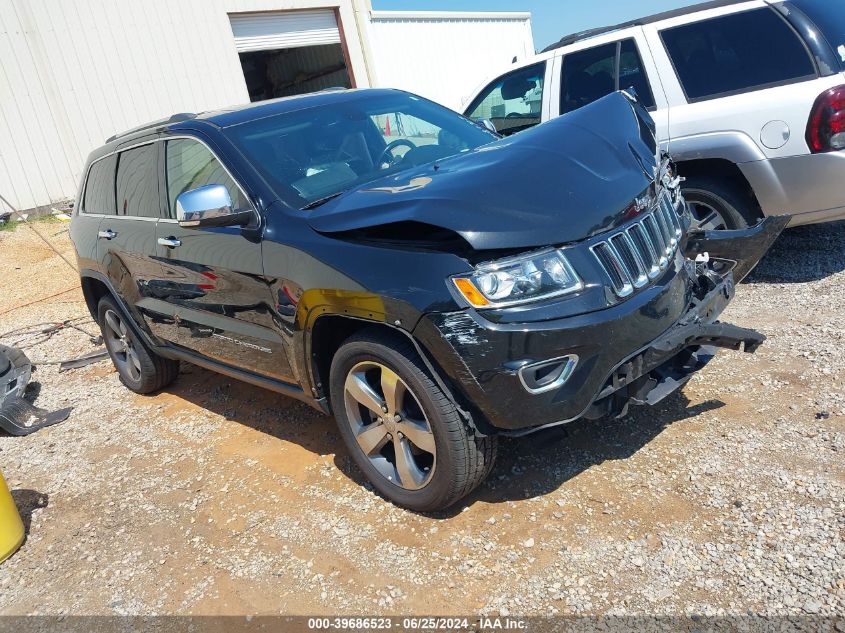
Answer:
top-left (476, 118), bottom-right (499, 135)
top-left (176, 184), bottom-right (251, 228)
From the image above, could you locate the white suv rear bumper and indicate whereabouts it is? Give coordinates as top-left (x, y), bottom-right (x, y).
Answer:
top-left (740, 151), bottom-right (845, 224)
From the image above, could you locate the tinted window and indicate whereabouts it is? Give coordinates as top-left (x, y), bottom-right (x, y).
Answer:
top-left (464, 62), bottom-right (545, 135)
top-left (561, 43), bottom-right (618, 114)
top-left (115, 144), bottom-right (160, 218)
top-left (661, 8), bottom-right (816, 101)
top-left (82, 155), bottom-right (116, 215)
top-left (619, 39), bottom-right (655, 109)
top-left (166, 139), bottom-right (250, 218)
top-left (791, 0), bottom-right (845, 69)
top-left (227, 91), bottom-right (496, 208)
top-left (560, 40), bottom-right (655, 114)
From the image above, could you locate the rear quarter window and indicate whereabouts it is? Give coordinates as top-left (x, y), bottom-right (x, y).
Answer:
top-left (789, 0), bottom-right (845, 68)
top-left (82, 155), bottom-right (116, 215)
top-left (661, 7), bottom-right (816, 102)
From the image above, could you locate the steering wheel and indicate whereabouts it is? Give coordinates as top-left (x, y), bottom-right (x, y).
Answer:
top-left (378, 139), bottom-right (417, 167)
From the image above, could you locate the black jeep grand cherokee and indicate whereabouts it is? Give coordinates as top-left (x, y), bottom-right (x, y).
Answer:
top-left (70, 88), bottom-right (785, 511)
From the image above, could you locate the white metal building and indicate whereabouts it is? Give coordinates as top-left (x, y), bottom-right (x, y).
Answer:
top-left (0, 0), bottom-right (533, 213)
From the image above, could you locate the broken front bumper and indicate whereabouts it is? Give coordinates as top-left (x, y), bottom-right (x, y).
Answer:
top-left (417, 266), bottom-right (754, 433)
top-left (414, 217), bottom-right (786, 434)
top-left (0, 344), bottom-right (72, 436)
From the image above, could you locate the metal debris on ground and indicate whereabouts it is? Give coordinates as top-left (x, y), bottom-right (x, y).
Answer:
top-left (58, 349), bottom-right (110, 372)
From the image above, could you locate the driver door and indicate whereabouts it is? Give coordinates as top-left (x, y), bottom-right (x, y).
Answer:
top-left (152, 136), bottom-right (294, 382)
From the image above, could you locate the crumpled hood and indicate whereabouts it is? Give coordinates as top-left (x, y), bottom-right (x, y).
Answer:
top-left (307, 92), bottom-right (659, 250)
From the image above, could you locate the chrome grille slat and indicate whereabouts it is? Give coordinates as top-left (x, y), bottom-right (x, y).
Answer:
top-left (591, 192), bottom-right (683, 297)
top-left (644, 215), bottom-right (669, 267)
top-left (611, 233), bottom-right (648, 288)
top-left (654, 204), bottom-right (675, 252)
top-left (626, 224), bottom-right (660, 279)
top-left (591, 242), bottom-right (634, 297)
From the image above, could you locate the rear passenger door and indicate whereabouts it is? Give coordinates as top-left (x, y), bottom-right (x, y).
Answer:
top-left (96, 142), bottom-right (166, 334)
top-left (154, 136), bottom-right (293, 382)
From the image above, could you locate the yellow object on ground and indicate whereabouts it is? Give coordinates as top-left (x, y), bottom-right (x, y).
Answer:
top-left (0, 471), bottom-right (24, 563)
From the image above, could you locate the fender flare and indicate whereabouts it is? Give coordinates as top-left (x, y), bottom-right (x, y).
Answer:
top-left (662, 131), bottom-right (766, 165)
top-left (305, 308), bottom-right (483, 434)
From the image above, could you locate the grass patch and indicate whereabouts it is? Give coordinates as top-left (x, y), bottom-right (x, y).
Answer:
top-left (0, 214), bottom-right (66, 232)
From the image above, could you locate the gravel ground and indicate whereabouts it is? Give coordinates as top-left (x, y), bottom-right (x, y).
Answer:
top-left (0, 220), bottom-right (843, 617)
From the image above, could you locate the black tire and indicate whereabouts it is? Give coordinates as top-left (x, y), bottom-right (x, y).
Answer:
top-left (681, 176), bottom-right (760, 231)
top-left (97, 295), bottom-right (179, 394)
top-left (329, 330), bottom-right (497, 512)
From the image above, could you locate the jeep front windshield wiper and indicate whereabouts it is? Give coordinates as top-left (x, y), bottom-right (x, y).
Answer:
top-left (300, 190), bottom-right (346, 210)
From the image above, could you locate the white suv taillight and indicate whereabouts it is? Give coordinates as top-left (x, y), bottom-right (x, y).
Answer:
top-left (806, 85), bottom-right (845, 153)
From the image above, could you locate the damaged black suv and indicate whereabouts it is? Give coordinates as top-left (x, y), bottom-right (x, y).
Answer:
top-left (70, 88), bottom-right (785, 511)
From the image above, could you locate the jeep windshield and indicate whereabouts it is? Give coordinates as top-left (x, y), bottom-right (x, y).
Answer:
top-left (224, 92), bottom-right (497, 209)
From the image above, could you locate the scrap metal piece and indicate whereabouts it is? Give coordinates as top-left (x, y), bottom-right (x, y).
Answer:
top-left (0, 343), bottom-right (71, 436)
top-left (58, 348), bottom-right (109, 372)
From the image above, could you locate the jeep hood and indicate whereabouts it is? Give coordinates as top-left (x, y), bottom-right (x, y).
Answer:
top-left (307, 92), bottom-right (660, 251)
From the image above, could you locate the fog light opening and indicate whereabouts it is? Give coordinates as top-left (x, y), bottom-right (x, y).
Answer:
top-left (518, 355), bottom-right (578, 395)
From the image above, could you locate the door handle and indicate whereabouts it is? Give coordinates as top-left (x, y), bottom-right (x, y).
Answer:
top-left (97, 229), bottom-right (117, 240)
top-left (157, 237), bottom-right (182, 248)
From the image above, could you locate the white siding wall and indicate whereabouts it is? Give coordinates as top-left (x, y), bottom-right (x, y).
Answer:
top-left (0, 0), bottom-right (369, 212)
top-left (367, 11), bottom-right (534, 111)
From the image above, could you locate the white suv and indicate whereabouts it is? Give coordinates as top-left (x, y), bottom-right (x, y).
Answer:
top-left (462, 0), bottom-right (845, 230)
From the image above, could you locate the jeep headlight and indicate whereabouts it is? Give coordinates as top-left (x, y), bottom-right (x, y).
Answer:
top-left (452, 249), bottom-right (583, 308)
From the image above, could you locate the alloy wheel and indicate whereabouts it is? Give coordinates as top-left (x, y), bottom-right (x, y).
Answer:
top-left (343, 361), bottom-right (436, 490)
top-left (688, 200), bottom-right (729, 231)
top-left (103, 309), bottom-right (142, 383)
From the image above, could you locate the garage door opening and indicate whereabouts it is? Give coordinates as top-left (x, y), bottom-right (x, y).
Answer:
top-left (230, 10), bottom-right (353, 102)
top-left (239, 44), bottom-right (351, 101)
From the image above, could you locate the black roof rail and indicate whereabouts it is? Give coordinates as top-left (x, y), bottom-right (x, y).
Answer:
top-left (105, 112), bottom-right (197, 144)
top-left (541, 0), bottom-right (744, 53)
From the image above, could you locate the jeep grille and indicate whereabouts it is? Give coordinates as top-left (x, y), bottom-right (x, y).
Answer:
top-left (591, 192), bottom-right (683, 298)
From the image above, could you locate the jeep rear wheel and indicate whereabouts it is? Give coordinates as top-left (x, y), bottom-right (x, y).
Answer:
top-left (98, 296), bottom-right (179, 394)
top-left (329, 330), bottom-right (497, 512)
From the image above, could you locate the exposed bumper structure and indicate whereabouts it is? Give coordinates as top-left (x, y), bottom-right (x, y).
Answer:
top-left (0, 344), bottom-right (72, 436)
top-left (415, 217), bottom-right (787, 435)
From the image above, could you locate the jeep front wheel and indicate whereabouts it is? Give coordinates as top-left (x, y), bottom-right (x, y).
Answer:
top-left (329, 330), bottom-right (496, 512)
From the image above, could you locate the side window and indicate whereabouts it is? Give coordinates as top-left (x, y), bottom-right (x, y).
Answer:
top-left (115, 144), bottom-right (160, 218)
top-left (165, 138), bottom-right (249, 218)
top-left (619, 39), bottom-right (655, 109)
top-left (82, 155), bottom-right (116, 215)
top-left (464, 62), bottom-right (545, 135)
top-left (561, 39), bottom-right (656, 114)
top-left (661, 8), bottom-right (816, 102)
top-left (561, 42), bottom-right (617, 114)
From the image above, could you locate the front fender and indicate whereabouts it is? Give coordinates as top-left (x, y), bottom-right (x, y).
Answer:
top-left (684, 215), bottom-right (790, 282)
